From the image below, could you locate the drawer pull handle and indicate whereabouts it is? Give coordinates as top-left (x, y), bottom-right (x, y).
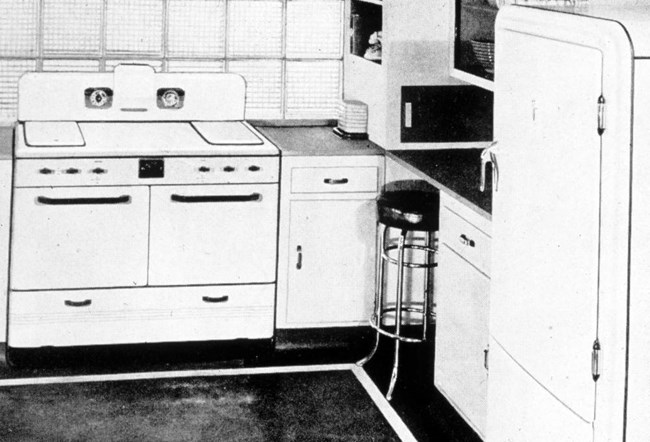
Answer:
top-left (202, 295), bottom-right (229, 303)
top-left (37, 195), bottom-right (131, 205)
top-left (459, 234), bottom-right (475, 247)
top-left (171, 193), bottom-right (261, 203)
top-left (64, 299), bottom-right (92, 307)
top-left (324, 178), bottom-right (349, 185)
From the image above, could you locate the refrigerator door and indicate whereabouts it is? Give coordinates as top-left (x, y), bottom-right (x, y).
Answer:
top-left (491, 23), bottom-right (602, 423)
top-left (489, 7), bottom-right (633, 441)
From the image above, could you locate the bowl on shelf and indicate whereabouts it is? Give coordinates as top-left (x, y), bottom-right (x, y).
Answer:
top-left (470, 39), bottom-right (495, 74)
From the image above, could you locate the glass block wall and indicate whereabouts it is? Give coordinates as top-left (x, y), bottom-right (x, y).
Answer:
top-left (0, 0), bottom-right (344, 121)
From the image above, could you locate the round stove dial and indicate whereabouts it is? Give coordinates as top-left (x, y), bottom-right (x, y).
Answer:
top-left (89, 89), bottom-right (109, 108)
top-left (161, 90), bottom-right (180, 108)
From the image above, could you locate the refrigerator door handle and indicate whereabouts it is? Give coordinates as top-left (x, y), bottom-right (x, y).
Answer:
top-left (480, 141), bottom-right (499, 192)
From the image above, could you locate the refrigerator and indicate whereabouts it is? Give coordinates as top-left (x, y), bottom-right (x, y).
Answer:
top-left (487, 5), bottom-right (650, 441)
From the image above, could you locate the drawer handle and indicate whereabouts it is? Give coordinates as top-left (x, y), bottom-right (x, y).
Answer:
top-left (459, 234), bottom-right (475, 247)
top-left (171, 193), bottom-right (261, 203)
top-left (202, 295), bottom-right (229, 303)
top-left (324, 178), bottom-right (349, 185)
top-left (64, 299), bottom-right (92, 307)
top-left (37, 195), bottom-right (131, 206)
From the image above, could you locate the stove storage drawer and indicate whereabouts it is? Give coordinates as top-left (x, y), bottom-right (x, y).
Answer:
top-left (10, 186), bottom-right (150, 290)
top-left (8, 284), bottom-right (275, 348)
top-left (148, 183), bottom-right (279, 286)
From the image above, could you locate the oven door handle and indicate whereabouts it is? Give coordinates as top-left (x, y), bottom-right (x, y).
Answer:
top-left (170, 193), bottom-right (262, 203)
top-left (36, 195), bottom-right (131, 205)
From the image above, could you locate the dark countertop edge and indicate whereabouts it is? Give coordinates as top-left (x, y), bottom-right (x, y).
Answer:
top-left (385, 150), bottom-right (492, 221)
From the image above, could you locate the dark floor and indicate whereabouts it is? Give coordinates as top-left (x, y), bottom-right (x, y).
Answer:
top-left (0, 327), bottom-right (482, 442)
top-left (0, 371), bottom-right (400, 442)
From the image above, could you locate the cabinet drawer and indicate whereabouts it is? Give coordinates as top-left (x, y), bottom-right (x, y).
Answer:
top-left (440, 206), bottom-right (491, 275)
top-left (8, 285), bottom-right (275, 347)
top-left (291, 166), bottom-right (378, 193)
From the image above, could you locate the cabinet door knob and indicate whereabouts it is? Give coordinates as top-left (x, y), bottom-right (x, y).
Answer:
top-left (296, 245), bottom-right (303, 269)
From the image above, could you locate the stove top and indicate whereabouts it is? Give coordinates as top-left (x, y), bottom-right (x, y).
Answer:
top-left (16, 121), bottom-right (278, 158)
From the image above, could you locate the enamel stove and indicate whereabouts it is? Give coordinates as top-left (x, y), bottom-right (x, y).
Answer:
top-left (8, 65), bottom-right (279, 350)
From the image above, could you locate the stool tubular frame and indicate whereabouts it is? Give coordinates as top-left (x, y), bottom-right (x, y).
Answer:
top-left (357, 224), bottom-right (437, 401)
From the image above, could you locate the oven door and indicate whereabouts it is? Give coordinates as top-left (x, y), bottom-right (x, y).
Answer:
top-left (10, 186), bottom-right (150, 290)
top-left (148, 184), bottom-right (278, 285)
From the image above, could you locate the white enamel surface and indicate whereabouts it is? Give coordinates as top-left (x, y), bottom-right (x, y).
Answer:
top-left (8, 284), bottom-right (275, 347)
top-left (490, 6), bottom-right (633, 441)
top-left (18, 66), bottom-right (246, 122)
top-left (24, 122), bottom-right (85, 147)
top-left (10, 186), bottom-right (150, 290)
top-left (148, 184), bottom-right (279, 286)
top-left (192, 121), bottom-right (263, 145)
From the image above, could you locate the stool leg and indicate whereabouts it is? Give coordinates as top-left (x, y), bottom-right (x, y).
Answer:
top-left (421, 231), bottom-right (431, 341)
top-left (386, 229), bottom-right (407, 401)
top-left (357, 223), bottom-right (387, 367)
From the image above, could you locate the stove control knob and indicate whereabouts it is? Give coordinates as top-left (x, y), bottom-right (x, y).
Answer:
top-left (223, 166), bottom-right (236, 172)
top-left (39, 168), bottom-right (54, 175)
top-left (91, 167), bottom-right (107, 175)
top-left (248, 165), bottom-right (261, 172)
top-left (198, 166), bottom-right (211, 173)
top-left (65, 168), bottom-right (80, 174)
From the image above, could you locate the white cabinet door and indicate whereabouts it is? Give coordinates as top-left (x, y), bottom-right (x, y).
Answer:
top-left (149, 184), bottom-right (278, 286)
top-left (284, 198), bottom-right (376, 326)
top-left (491, 26), bottom-right (603, 423)
top-left (10, 186), bottom-right (149, 290)
top-left (435, 216), bottom-right (490, 438)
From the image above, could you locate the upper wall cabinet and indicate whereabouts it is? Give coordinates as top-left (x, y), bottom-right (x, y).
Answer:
top-left (451, 0), bottom-right (497, 90)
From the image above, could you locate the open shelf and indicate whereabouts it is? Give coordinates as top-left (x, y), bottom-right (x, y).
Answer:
top-left (452, 0), bottom-right (497, 87)
top-left (350, 0), bottom-right (382, 65)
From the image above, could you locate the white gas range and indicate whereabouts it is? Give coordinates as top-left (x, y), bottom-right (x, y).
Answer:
top-left (8, 65), bottom-right (279, 350)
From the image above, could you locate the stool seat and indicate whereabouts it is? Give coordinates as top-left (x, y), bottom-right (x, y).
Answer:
top-left (377, 181), bottom-right (439, 231)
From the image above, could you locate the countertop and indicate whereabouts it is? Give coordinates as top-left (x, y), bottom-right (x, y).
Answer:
top-left (386, 149), bottom-right (492, 219)
top-left (256, 126), bottom-right (491, 219)
top-left (256, 126), bottom-right (383, 156)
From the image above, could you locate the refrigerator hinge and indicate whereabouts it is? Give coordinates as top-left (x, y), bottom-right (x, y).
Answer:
top-left (591, 338), bottom-right (602, 382)
top-left (597, 95), bottom-right (606, 135)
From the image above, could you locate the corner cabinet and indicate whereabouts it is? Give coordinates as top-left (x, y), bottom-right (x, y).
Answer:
top-left (434, 191), bottom-right (491, 439)
top-left (276, 155), bottom-right (384, 329)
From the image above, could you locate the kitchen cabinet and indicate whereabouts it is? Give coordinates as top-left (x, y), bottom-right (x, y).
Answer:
top-left (435, 191), bottom-right (490, 439)
top-left (345, 0), bottom-right (455, 148)
top-left (276, 155), bottom-right (384, 329)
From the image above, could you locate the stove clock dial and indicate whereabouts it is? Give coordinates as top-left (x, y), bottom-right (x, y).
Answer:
top-left (157, 88), bottom-right (185, 109)
top-left (84, 87), bottom-right (113, 109)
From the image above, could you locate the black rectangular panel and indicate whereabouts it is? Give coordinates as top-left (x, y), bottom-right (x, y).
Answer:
top-left (401, 85), bottom-right (493, 143)
top-left (139, 158), bottom-right (164, 179)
